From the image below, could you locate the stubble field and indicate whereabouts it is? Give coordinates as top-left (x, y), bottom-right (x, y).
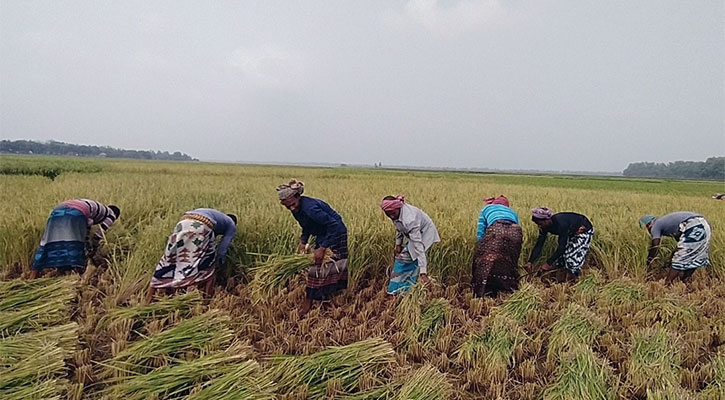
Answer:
top-left (0, 156), bottom-right (723, 399)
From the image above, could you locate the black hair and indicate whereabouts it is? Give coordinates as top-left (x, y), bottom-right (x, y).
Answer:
top-left (227, 214), bottom-right (238, 225)
top-left (531, 216), bottom-right (547, 223)
top-left (382, 195), bottom-right (396, 201)
top-left (109, 205), bottom-right (121, 218)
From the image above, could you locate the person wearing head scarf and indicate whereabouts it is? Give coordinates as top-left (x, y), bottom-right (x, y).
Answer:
top-left (524, 207), bottom-right (594, 281)
top-left (380, 195), bottom-right (440, 294)
top-left (639, 211), bottom-right (712, 283)
top-left (147, 208), bottom-right (237, 302)
top-left (31, 199), bottom-right (120, 279)
top-left (471, 195), bottom-right (522, 297)
top-left (277, 180), bottom-right (348, 316)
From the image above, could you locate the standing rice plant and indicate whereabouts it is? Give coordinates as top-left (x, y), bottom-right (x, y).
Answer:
top-left (624, 327), bottom-right (682, 398)
top-left (543, 345), bottom-right (616, 400)
top-left (186, 359), bottom-right (276, 400)
top-left (499, 283), bottom-right (541, 323)
top-left (99, 290), bottom-right (203, 327)
top-left (455, 314), bottom-right (527, 385)
top-left (546, 304), bottom-right (605, 364)
top-left (102, 311), bottom-right (235, 375)
top-left (701, 353), bottom-right (724, 400)
top-left (248, 253), bottom-right (317, 300)
top-left (100, 351), bottom-right (249, 400)
top-left (633, 296), bottom-right (698, 331)
top-left (393, 364), bottom-right (451, 400)
top-left (268, 338), bottom-right (395, 398)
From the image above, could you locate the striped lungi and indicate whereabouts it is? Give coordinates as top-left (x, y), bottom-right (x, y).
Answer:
top-left (306, 233), bottom-right (348, 300)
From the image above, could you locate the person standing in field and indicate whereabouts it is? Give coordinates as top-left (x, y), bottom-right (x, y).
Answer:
top-left (639, 212), bottom-right (712, 283)
top-left (471, 195), bottom-right (523, 297)
top-left (30, 199), bottom-right (120, 279)
top-left (146, 208), bottom-right (237, 302)
top-left (380, 195), bottom-right (440, 295)
top-left (524, 207), bottom-right (594, 281)
top-left (277, 179), bottom-right (349, 316)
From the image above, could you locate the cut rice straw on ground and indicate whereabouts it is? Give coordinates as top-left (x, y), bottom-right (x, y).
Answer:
top-left (99, 290), bottom-right (203, 327)
top-left (268, 337), bottom-right (395, 399)
top-left (393, 364), bottom-right (451, 400)
top-left (186, 359), bottom-right (275, 400)
top-left (633, 296), bottom-right (698, 330)
top-left (546, 304), bottom-right (605, 363)
top-left (624, 327), bottom-right (682, 397)
top-left (0, 323), bottom-right (78, 363)
top-left (499, 283), bottom-right (541, 323)
top-left (543, 345), bottom-right (616, 400)
top-left (409, 298), bottom-right (448, 346)
top-left (698, 353), bottom-right (724, 400)
top-left (395, 283), bottom-right (427, 333)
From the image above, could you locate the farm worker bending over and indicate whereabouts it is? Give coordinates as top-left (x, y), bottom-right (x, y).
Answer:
top-left (30, 199), bottom-right (120, 279)
top-left (277, 179), bottom-right (349, 316)
top-left (471, 195), bottom-right (523, 298)
top-left (524, 207), bottom-right (594, 281)
top-left (639, 212), bottom-right (712, 283)
top-left (146, 208), bottom-right (237, 302)
top-left (381, 195), bottom-right (440, 295)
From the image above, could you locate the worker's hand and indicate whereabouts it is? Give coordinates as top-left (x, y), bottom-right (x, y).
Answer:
top-left (298, 243), bottom-right (308, 255)
top-left (577, 226), bottom-right (587, 235)
top-left (540, 263), bottom-right (554, 272)
top-left (394, 245), bottom-right (403, 256)
top-left (313, 247), bottom-right (326, 265)
top-left (523, 262), bottom-right (533, 273)
top-left (419, 273), bottom-right (430, 285)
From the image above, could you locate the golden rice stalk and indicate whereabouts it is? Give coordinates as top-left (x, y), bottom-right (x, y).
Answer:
top-left (186, 359), bottom-right (276, 400)
top-left (268, 338), bottom-right (395, 399)
top-left (102, 311), bottom-right (235, 375)
top-left (0, 323), bottom-right (78, 364)
top-left (0, 277), bottom-right (77, 312)
top-left (0, 378), bottom-right (66, 400)
top-left (248, 253), bottom-right (320, 300)
top-left (546, 304), bottom-right (605, 363)
top-left (701, 353), bottom-right (724, 400)
top-left (409, 298), bottom-right (449, 346)
top-left (543, 345), bottom-right (616, 400)
top-left (624, 327), bottom-right (682, 398)
top-left (0, 342), bottom-right (69, 392)
top-left (99, 290), bottom-right (202, 327)
top-left (395, 282), bottom-right (427, 332)
top-left (499, 282), bottom-right (541, 323)
top-left (393, 364), bottom-right (451, 400)
top-left (633, 296), bottom-right (698, 331)
top-left (597, 279), bottom-right (645, 309)
top-left (572, 271), bottom-right (601, 304)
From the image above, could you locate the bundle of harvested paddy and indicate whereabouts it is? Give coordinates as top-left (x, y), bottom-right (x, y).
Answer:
top-left (409, 298), bottom-right (449, 346)
top-left (103, 311), bottom-right (235, 375)
top-left (393, 364), bottom-right (451, 400)
top-left (249, 253), bottom-right (318, 300)
top-left (572, 272), bottom-right (600, 304)
top-left (597, 279), bottom-right (645, 310)
top-left (0, 378), bottom-right (66, 400)
top-left (645, 387), bottom-right (697, 400)
top-left (101, 351), bottom-right (251, 400)
top-left (633, 296), bottom-right (698, 331)
top-left (395, 283), bottom-right (427, 332)
top-left (0, 342), bottom-right (70, 399)
top-left (0, 323), bottom-right (78, 363)
top-left (624, 327), bottom-right (682, 397)
top-left (499, 283), bottom-right (541, 323)
top-left (268, 338), bottom-right (395, 398)
top-left (186, 359), bottom-right (275, 400)
top-left (100, 290), bottom-right (202, 327)
top-left (543, 345), bottom-right (616, 400)
top-left (546, 304), bottom-right (605, 363)
top-left (699, 353), bottom-right (723, 400)
top-left (455, 315), bottom-right (527, 384)
top-left (0, 278), bottom-right (76, 334)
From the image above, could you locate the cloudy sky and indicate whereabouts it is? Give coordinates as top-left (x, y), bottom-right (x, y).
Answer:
top-left (1, 1), bottom-right (723, 172)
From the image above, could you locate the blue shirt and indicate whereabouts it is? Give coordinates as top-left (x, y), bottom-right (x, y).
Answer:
top-left (292, 196), bottom-right (347, 248)
top-left (185, 208), bottom-right (237, 263)
top-left (476, 204), bottom-right (519, 241)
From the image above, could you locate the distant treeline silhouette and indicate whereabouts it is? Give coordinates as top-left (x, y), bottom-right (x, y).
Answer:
top-left (0, 140), bottom-right (196, 161)
top-left (623, 157), bottom-right (724, 180)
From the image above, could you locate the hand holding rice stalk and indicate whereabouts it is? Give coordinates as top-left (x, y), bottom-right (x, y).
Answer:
top-left (249, 250), bottom-right (332, 300)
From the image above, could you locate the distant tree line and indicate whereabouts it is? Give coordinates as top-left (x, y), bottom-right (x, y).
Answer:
top-left (0, 140), bottom-right (197, 161)
top-left (623, 157), bottom-right (724, 180)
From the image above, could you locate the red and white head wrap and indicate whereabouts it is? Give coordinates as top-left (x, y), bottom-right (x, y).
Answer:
top-left (380, 194), bottom-right (405, 211)
top-left (483, 195), bottom-right (509, 207)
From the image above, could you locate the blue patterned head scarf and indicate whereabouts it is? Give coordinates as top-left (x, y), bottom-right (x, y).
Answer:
top-left (639, 215), bottom-right (656, 228)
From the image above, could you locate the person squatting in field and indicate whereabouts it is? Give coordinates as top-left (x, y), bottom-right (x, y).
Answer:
top-left (524, 207), bottom-right (594, 282)
top-left (640, 212), bottom-right (712, 283)
top-left (146, 208), bottom-right (237, 302)
top-left (31, 199), bottom-right (120, 279)
top-left (381, 195), bottom-right (440, 295)
top-left (471, 195), bottom-right (523, 298)
top-left (277, 179), bottom-right (349, 316)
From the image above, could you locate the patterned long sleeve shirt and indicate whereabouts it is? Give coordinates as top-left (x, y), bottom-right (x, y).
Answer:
top-left (61, 199), bottom-right (118, 240)
top-left (185, 208), bottom-right (237, 263)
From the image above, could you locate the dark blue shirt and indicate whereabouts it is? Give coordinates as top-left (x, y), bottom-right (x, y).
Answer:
top-left (292, 196), bottom-right (346, 248)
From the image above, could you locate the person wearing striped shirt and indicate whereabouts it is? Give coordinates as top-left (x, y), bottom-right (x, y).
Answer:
top-left (31, 199), bottom-right (120, 278)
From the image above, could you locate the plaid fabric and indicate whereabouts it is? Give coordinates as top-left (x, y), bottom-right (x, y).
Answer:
top-left (306, 233), bottom-right (348, 300)
top-left (471, 220), bottom-right (523, 297)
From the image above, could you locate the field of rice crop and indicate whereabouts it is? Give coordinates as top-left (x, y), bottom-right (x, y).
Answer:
top-left (1, 155), bottom-right (723, 399)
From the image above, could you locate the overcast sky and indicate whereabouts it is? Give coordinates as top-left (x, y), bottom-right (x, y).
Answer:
top-left (1, 1), bottom-right (723, 172)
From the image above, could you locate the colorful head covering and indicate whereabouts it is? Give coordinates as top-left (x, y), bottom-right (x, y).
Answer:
top-left (276, 179), bottom-right (305, 200)
top-left (483, 195), bottom-right (509, 207)
top-left (639, 215), bottom-right (656, 228)
top-left (380, 195), bottom-right (405, 211)
top-left (531, 207), bottom-right (554, 219)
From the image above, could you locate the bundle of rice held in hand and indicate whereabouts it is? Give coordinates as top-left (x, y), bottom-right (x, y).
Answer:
top-left (249, 251), bottom-right (332, 300)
